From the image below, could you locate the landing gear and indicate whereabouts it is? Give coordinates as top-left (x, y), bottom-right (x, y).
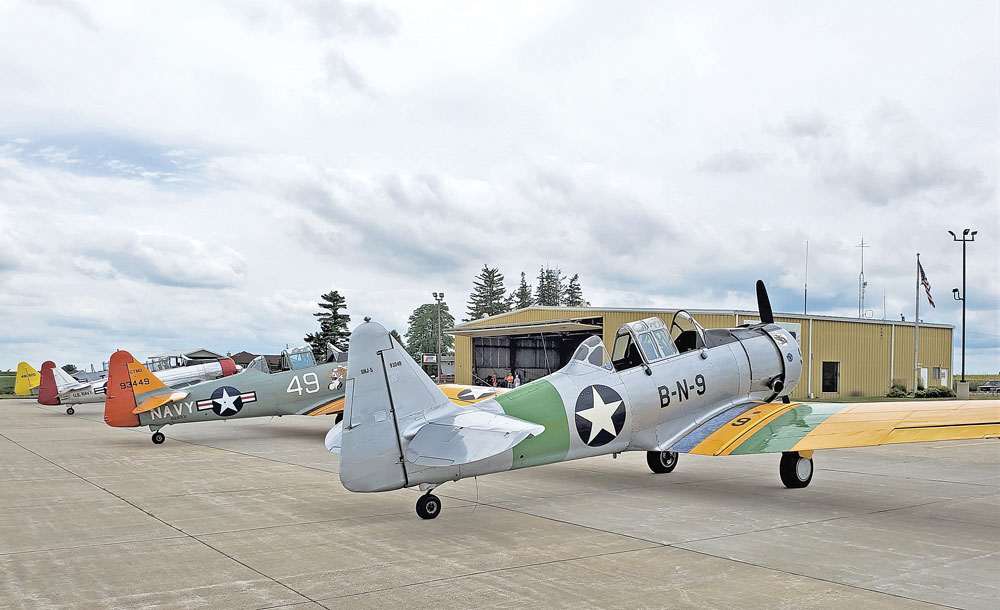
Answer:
top-left (779, 451), bottom-right (813, 488)
top-left (647, 450), bottom-right (678, 473)
top-left (151, 431), bottom-right (165, 445)
top-left (65, 407), bottom-right (75, 415)
top-left (416, 493), bottom-right (441, 519)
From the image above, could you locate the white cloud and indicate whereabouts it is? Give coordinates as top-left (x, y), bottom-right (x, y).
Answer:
top-left (0, 0), bottom-right (997, 373)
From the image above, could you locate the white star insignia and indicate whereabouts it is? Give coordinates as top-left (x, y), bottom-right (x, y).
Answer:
top-left (576, 387), bottom-right (622, 444)
top-left (213, 388), bottom-right (240, 414)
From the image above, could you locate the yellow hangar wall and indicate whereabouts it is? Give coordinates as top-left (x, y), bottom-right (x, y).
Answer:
top-left (452, 308), bottom-right (953, 399)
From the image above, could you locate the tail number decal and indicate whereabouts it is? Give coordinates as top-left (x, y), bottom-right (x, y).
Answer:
top-left (658, 374), bottom-right (707, 408)
top-left (120, 378), bottom-right (152, 390)
top-left (287, 373), bottom-right (321, 396)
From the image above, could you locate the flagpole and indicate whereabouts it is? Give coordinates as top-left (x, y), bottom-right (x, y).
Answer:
top-left (913, 253), bottom-right (920, 395)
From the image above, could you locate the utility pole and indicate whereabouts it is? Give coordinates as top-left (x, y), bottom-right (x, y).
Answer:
top-left (948, 229), bottom-right (977, 390)
top-left (856, 236), bottom-right (870, 319)
top-left (913, 253), bottom-right (920, 395)
top-left (433, 292), bottom-right (444, 383)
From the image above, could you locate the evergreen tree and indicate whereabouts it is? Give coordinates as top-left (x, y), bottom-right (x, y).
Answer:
top-left (562, 273), bottom-right (589, 307)
top-left (465, 264), bottom-right (510, 320)
top-left (389, 329), bottom-right (406, 348)
top-left (534, 265), bottom-right (564, 306)
top-left (510, 272), bottom-right (533, 309)
top-left (405, 302), bottom-right (455, 375)
top-left (303, 290), bottom-right (351, 361)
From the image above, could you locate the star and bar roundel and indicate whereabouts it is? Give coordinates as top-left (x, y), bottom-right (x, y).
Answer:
top-left (574, 384), bottom-right (626, 447)
top-left (196, 386), bottom-right (257, 417)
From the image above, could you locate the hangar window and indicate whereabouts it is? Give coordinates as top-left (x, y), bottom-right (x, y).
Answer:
top-left (821, 361), bottom-right (839, 393)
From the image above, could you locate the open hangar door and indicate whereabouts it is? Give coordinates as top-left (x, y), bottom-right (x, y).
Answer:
top-left (454, 318), bottom-right (603, 385)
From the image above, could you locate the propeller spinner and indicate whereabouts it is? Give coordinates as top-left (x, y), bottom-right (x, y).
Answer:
top-left (755, 280), bottom-right (774, 325)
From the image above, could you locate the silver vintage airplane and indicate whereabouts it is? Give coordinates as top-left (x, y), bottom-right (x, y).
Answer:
top-left (327, 282), bottom-right (999, 519)
top-left (37, 355), bottom-right (239, 415)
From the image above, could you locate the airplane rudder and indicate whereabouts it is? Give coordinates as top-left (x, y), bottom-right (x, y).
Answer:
top-left (126, 358), bottom-right (167, 395)
top-left (37, 362), bottom-right (60, 405)
top-left (14, 362), bottom-right (40, 396)
top-left (104, 351), bottom-right (140, 427)
top-left (339, 321), bottom-right (411, 492)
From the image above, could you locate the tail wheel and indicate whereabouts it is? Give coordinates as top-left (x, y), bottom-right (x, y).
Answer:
top-left (647, 450), bottom-right (678, 473)
top-left (151, 431), bottom-right (166, 445)
top-left (779, 451), bottom-right (813, 488)
top-left (416, 493), bottom-right (441, 519)
top-left (66, 407), bottom-right (75, 415)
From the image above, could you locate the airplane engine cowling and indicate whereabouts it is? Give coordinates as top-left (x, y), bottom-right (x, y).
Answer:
top-left (218, 358), bottom-right (237, 377)
top-left (737, 326), bottom-right (801, 401)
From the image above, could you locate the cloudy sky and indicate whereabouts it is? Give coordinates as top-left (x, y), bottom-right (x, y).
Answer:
top-left (1, 0), bottom-right (997, 374)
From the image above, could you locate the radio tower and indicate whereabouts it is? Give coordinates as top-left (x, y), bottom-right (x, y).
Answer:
top-left (856, 236), bottom-right (870, 318)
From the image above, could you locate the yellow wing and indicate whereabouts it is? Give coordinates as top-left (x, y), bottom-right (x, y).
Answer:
top-left (679, 399), bottom-right (1000, 456)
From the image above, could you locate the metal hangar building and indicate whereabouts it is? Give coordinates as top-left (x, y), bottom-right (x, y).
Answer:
top-left (449, 307), bottom-right (953, 399)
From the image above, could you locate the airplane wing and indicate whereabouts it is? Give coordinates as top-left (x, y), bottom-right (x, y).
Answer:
top-left (678, 399), bottom-right (1000, 456)
top-left (404, 408), bottom-right (545, 466)
top-left (298, 397), bottom-right (345, 416)
top-left (132, 391), bottom-right (191, 414)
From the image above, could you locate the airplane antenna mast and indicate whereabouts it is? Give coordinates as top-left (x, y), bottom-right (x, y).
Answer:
top-left (803, 240), bottom-right (809, 314)
top-left (856, 236), bottom-right (870, 319)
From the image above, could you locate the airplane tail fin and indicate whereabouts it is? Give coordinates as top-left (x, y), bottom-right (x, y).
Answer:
top-left (103, 351), bottom-right (141, 428)
top-left (14, 362), bottom-right (40, 396)
top-left (125, 357), bottom-right (168, 396)
top-left (335, 320), bottom-right (452, 492)
top-left (37, 362), bottom-right (61, 405)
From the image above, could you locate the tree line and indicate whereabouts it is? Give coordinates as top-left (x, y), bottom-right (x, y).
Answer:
top-left (302, 266), bottom-right (587, 372)
top-left (465, 264), bottom-right (589, 321)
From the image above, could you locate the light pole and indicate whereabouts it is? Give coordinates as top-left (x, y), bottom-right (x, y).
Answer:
top-left (948, 229), bottom-right (976, 384)
top-left (432, 292), bottom-right (444, 383)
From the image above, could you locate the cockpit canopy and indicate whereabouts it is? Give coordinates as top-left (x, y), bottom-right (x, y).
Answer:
top-left (146, 355), bottom-right (186, 372)
top-left (282, 346), bottom-right (316, 371)
top-left (246, 355), bottom-right (270, 374)
top-left (611, 317), bottom-right (679, 371)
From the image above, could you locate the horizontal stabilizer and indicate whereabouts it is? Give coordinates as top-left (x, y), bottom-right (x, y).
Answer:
top-left (132, 391), bottom-right (189, 414)
top-left (325, 421), bottom-right (344, 453)
top-left (405, 409), bottom-right (544, 466)
top-left (52, 366), bottom-right (88, 393)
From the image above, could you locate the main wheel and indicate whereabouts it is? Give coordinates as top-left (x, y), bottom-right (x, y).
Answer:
top-left (151, 431), bottom-right (165, 445)
top-left (647, 450), bottom-right (678, 473)
top-left (779, 451), bottom-right (813, 488)
top-left (66, 407), bottom-right (75, 415)
top-left (416, 493), bottom-right (441, 519)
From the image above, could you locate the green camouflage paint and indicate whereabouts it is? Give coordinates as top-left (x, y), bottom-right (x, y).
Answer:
top-left (497, 380), bottom-right (570, 469)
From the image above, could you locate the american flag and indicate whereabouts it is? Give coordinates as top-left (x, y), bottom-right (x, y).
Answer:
top-left (918, 261), bottom-right (935, 308)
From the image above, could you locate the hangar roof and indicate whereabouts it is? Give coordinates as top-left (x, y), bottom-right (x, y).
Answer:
top-left (452, 306), bottom-right (952, 331)
top-left (448, 317), bottom-right (602, 337)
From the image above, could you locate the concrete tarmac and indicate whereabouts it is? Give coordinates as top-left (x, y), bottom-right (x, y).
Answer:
top-left (0, 399), bottom-right (997, 609)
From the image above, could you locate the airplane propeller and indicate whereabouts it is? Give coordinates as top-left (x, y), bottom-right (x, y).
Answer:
top-left (756, 280), bottom-right (774, 325)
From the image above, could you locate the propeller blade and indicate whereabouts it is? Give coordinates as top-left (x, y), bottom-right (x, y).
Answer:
top-left (756, 280), bottom-right (774, 324)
